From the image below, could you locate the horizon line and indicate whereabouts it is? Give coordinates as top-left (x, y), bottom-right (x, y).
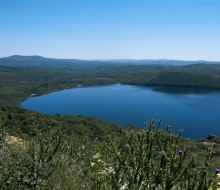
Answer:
top-left (1, 54), bottom-right (220, 62)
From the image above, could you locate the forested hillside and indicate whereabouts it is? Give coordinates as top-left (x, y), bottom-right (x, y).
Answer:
top-left (1, 56), bottom-right (220, 104)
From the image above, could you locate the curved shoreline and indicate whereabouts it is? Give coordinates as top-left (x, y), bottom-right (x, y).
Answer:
top-left (20, 82), bottom-right (220, 106)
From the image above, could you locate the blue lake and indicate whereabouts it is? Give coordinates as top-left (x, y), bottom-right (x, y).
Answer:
top-left (20, 84), bottom-right (220, 138)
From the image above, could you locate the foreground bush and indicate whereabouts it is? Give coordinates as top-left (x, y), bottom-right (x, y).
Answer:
top-left (51, 120), bottom-right (220, 190)
top-left (0, 128), bottom-right (64, 189)
top-left (68, 120), bottom-right (219, 190)
top-left (104, 121), bottom-right (219, 190)
top-left (0, 115), bottom-right (220, 189)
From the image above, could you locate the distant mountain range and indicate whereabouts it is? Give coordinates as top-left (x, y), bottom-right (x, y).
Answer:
top-left (0, 55), bottom-right (219, 67)
top-left (96, 59), bottom-right (220, 65)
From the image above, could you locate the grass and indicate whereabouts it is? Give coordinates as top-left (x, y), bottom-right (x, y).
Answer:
top-left (1, 115), bottom-right (220, 190)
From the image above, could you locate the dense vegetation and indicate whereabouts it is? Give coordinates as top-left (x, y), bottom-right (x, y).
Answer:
top-left (2, 56), bottom-right (220, 104)
top-left (1, 115), bottom-right (220, 189)
top-left (1, 55), bottom-right (220, 189)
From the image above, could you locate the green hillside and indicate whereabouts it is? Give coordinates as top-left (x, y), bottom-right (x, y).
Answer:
top-left (0, 56), bottom-right (220, 189)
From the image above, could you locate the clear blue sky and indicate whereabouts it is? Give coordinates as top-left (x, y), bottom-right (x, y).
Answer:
top-left (0, 0), bottom-right (220, 60)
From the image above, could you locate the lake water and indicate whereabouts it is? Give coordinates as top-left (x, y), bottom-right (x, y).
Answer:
top-left (20, 84), bottom-right (220, 138)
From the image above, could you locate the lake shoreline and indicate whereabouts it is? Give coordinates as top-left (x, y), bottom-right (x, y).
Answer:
top-left (21, 84), bottom-right (220, 138)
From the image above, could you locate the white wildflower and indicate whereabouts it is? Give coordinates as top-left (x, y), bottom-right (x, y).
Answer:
top-left (107, 167), bottom-right (115, 174)
top-left (97, 159), bottom-right (103, 163)
top-left (120, 183), bottom-right (128, 190)
top-left (91, 162), bottom-right (95, 167)
top-left (98, 170), bottom-right (107, 175)
top-left (92, 153), bottom-right (101, 159)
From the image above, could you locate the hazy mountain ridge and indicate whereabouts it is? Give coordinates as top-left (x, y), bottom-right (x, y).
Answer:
top-left (1, 55), bottom-right (220, 67)
top-left (0, 55), bottom-right (83, 67)
top-left (97, 58), bottom-right (220, 65)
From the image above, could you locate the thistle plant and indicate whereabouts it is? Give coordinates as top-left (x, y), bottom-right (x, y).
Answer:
top-left (0, 120), bottom-right (65, 189)
top-left (105, 120), bottom-right (217, 190)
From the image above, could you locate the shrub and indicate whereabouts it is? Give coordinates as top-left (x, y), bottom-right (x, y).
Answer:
top-left (0, 114), bottom-right (220, 189)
